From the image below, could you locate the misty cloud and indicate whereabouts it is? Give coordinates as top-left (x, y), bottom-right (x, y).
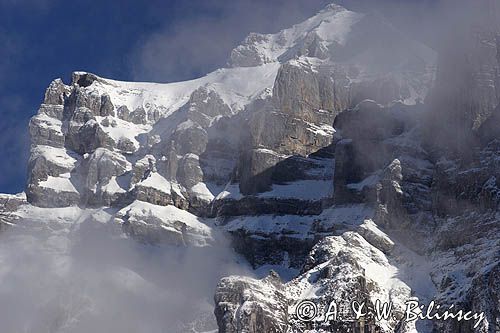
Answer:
top-left (130, 0), bottom-right (332, 82)
top-left (130, 0), bottom-right (499, 84)
top-left (0, 212), bottom-right (250, 333)
top-left (0, 0), bottom-right (498, 332)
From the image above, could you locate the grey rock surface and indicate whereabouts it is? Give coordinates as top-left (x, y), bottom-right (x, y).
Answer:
top-left (7, 3), bottom-right (499, 333)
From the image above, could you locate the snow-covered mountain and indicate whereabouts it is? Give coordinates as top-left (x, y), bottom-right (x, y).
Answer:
top-left (1, 2), bottom-right (499, 333)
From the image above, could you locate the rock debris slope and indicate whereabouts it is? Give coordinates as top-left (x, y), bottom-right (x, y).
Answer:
top-left (0, 2), bottom-right (498, 333)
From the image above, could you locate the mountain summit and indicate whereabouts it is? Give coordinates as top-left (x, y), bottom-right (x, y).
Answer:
top-left (0, 2), bottom-right (498, 333)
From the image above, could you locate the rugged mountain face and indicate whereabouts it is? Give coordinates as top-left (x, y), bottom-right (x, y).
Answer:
top-left (0, 2), bottom-right (498, 333)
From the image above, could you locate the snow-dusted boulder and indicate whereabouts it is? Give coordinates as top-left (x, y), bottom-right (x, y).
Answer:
top-left (116, 201), bottom-right (212, 246)
top-left (214, 272), bottom-right (289, 333)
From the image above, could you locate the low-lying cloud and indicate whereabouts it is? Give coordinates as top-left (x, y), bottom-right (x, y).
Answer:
top-left (0, 213), bottom-right (250, 333)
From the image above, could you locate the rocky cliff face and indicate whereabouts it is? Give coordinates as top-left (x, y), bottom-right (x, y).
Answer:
top-left (1, 2), bottom-right (499, 333)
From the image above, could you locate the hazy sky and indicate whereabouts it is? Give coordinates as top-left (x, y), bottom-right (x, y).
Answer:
top-left (0, 0), bottom-right (439, 193)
